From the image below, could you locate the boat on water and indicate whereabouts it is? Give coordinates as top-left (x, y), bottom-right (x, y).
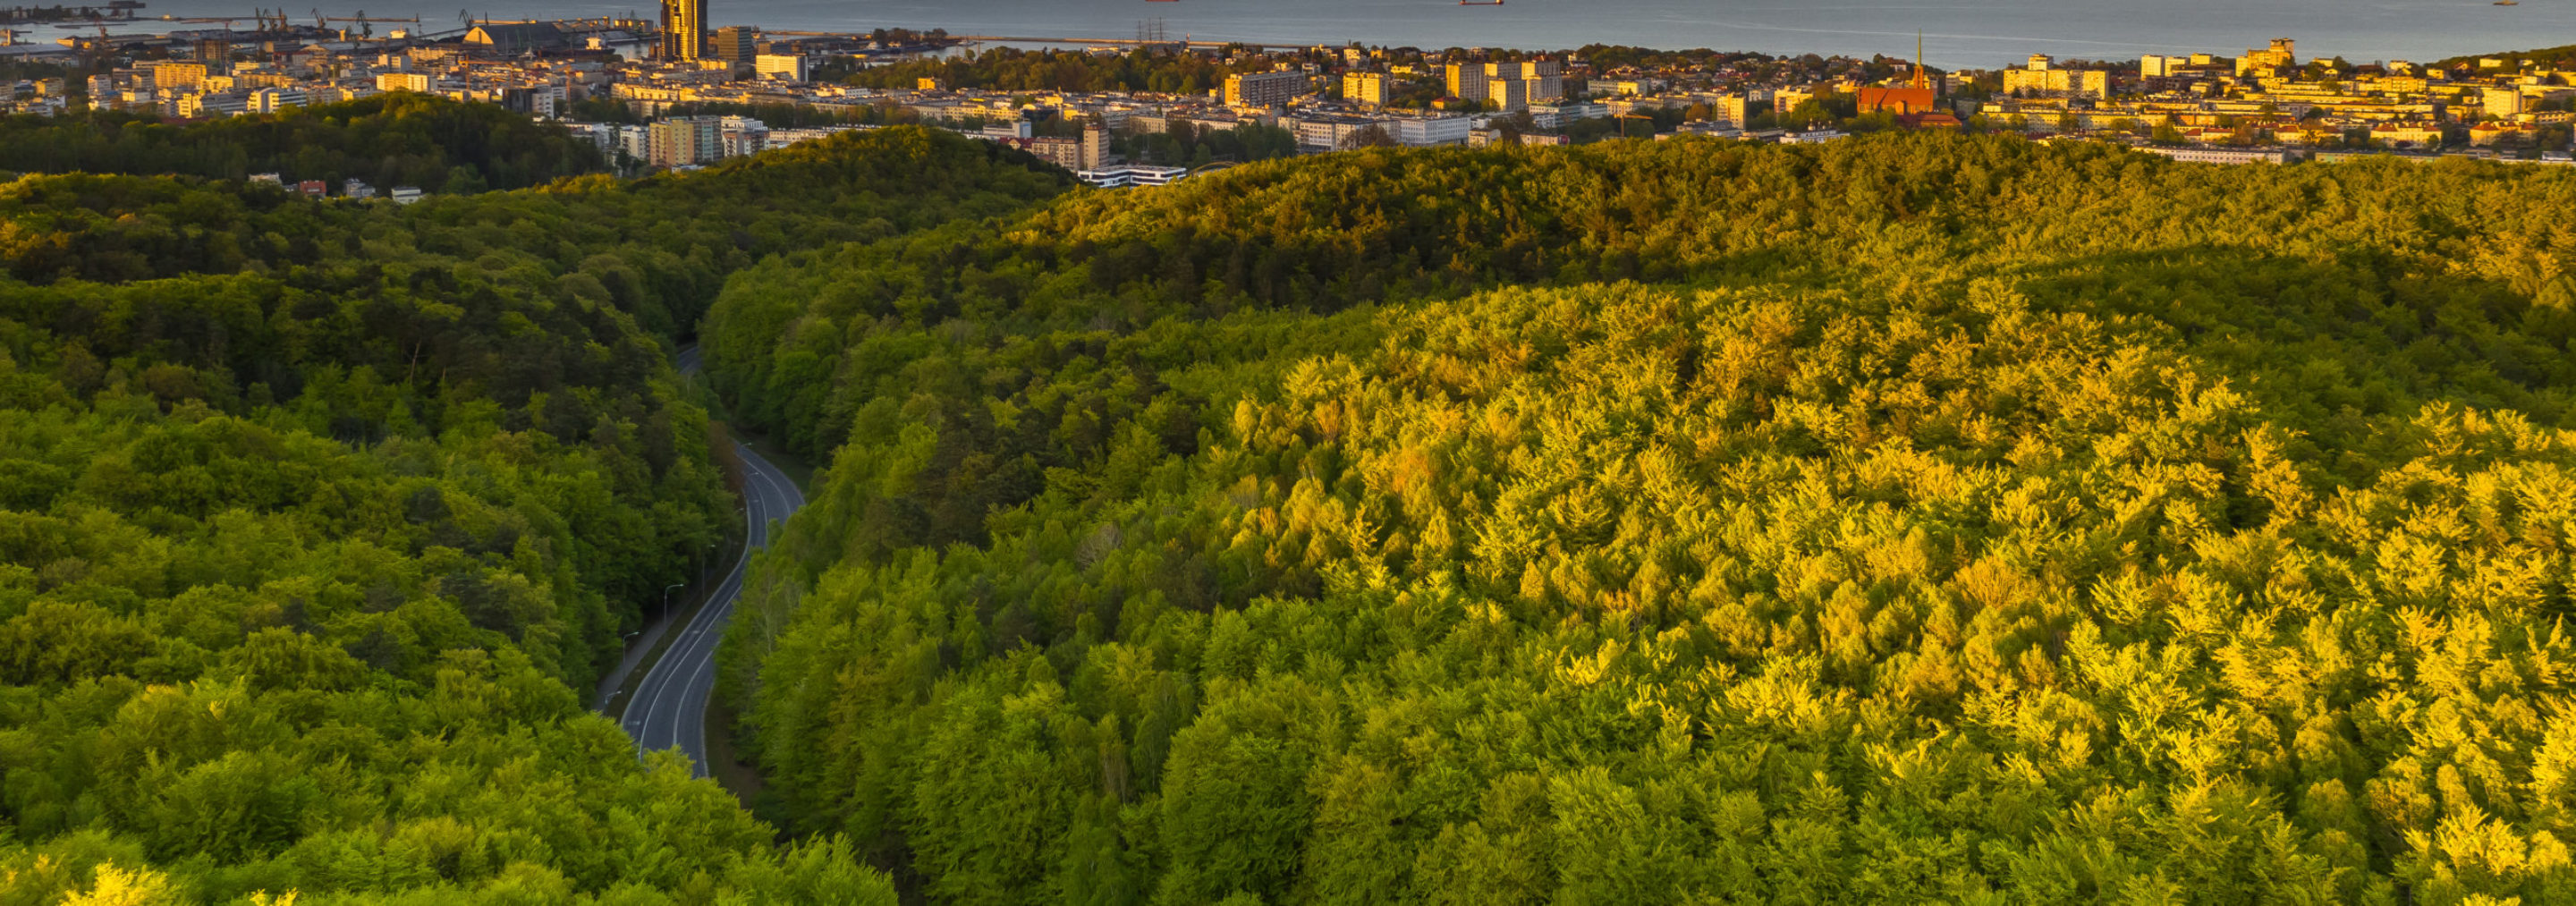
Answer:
top-left (2496, 2), bottom-right (2520, 6)
top-left (1459, 1), bottom-right (1504, 5)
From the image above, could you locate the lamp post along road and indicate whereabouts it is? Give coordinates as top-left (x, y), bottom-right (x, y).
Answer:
top-left (605, 346), bottom-right (809, 778)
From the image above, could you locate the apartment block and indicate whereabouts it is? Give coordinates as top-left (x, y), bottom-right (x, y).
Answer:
top-left (2003, 55), bottom-right (2110, 98)
top-left (1445, 59), bottom-right (1563, 111)
top-left (1224, 70), bottom-right (1305, 108)
top-left (151, 62), bottom-right (208, 91)
top-left (1343, 71), bottom-right (1388, 106)
top-left (648, 115), bottom-right (722, 166)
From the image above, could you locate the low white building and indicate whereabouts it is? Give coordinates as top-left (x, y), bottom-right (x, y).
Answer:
top-left (1287, 113), bottom-right (1391, 152)
top-left (2137, 146), bottom-right (2305, 165)
top-left (754, 54), bottom-right (808, 82)
top-left (1525, 101), bottom-right (1608, 129)
top-left (1391, 115), bottom-right (1470, 147)
top-left (1077, 165), bottom-right (1189, 188)
top-left (248, 87), bottom-right (306, 114)
top-left (767, 124), bottom-right (873, 149)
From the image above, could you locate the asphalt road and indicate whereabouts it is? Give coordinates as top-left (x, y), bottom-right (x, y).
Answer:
top-left (615, 345), bottom-right (806, 777)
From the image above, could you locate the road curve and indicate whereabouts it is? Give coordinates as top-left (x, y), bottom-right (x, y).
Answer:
top-left (619, 345), bottom-right (807, 777)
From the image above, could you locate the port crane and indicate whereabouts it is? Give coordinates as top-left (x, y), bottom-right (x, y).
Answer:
top-left (311, 9), bottom-right (418, 25)
top-left (311, 9), bottom-right (415, 38)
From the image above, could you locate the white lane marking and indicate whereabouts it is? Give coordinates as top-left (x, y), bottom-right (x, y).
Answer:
top-left (680, 444), bottom-right (801, 774)
top-left (631, 464), bottom-right (761, 758)
top-left (615, 386), bottom-right (812, 778)
top-left (661, 474), bottom-right (762, 754)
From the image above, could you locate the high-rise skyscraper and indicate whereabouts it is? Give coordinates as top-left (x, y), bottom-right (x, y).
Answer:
top-left (712, 26), bottom-right (756, 65)
top-left (659, 0), bottom-right (704, 61)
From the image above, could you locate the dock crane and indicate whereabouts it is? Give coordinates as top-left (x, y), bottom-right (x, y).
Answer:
top-left (77, 21), bottom-right (114, 66)
top-left (313, 9), bottom-right (417, 38)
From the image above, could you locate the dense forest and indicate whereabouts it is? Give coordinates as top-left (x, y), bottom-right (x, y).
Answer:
top-left (21, 87), bottom-right (2576, 904)
top-left (838, 47), bottom-right (1271, 96)
top-left (698, 134), bottom-right (2576, 903)
top-left (0, 95), bottom-right (609, 193)
top-left (0, 116), bottom-right (1065, 902)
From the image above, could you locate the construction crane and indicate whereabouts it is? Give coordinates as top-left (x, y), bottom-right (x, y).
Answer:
top-left (314, 10), bottom-right (418, 22)
top-left (454, 10), bottom-right (542, 29)
top-left (77, 21), bottom-right (113, 66)
top-left (1614, 111), bottom-right (1657, 140)
top-left (222, 7), bottom-right (292, 32)
top-left (314, 9), bottom-right (414, 38)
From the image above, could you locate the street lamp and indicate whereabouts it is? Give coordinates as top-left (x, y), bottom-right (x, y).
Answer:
top-left (663, 582), bottom-right (685, 624)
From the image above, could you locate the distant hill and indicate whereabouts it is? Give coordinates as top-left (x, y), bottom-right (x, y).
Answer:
top-left (2431, 43), bottom-right (2576, 69)
top-left (0, 94), bottom-right (605, 193)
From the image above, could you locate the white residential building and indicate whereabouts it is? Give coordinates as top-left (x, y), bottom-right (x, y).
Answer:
top-left (1391, 115), bottom-right (1471, 146)
top-left (1077, 165), bottom-right (1189, 188)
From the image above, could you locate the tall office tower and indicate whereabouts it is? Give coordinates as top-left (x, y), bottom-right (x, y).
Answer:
top-left (712, 25), bottom-right (755, 64)
top-left (660, 0), bottom-right (704, 61)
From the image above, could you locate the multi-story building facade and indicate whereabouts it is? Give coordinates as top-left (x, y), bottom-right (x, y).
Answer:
top-left (1487, 60), bottom-right (1563, 105)
top-left (754, 54), bottom-right (807, 81)
top-left (1390, 114), bottom-right (1470, 146)
top-left (711, 26), bottom-right (756, 66)
top-left (151, 62), bottom-right (208, 92)
top-left (1224, 70), bottom-right (1305, 108)
top-left (1343, 71), bottom-right (1387, 106)
top-left (1288, 113), bottom-right (1391, 151)
top-left (1023, 125), bottom-right (1109, 171)
top-left (194, 38), bottom-right (231, 73)
top-left (648, 115), bottom-right (721, 166)
top-left (1444, 59), bottom-right (1563, 111)
top-left (720, 115), bottom-right (769, 157)
top-left (247, 87), bottom-right (306, 113)
top-left (2003, 55), bottom-right (2110, 98)
top-left (659, 0), bottom-right (704, 61)
top-left (2238, 38), bottom-right (2297, 77)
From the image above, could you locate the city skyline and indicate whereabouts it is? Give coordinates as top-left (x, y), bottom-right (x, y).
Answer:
top-left (20, 0), bottom-right (2576, 70)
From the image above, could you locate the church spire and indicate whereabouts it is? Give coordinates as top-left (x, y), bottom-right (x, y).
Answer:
top-left (1912, 30), bottom-right (1928, 90)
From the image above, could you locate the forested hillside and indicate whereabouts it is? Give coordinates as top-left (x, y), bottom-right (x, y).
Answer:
top-left (0, 96), bottom-right (608, 193)
top-left (704, 134), bottom-right (2576, 903)
top-left (0, 124), bottom-right (1065, 902)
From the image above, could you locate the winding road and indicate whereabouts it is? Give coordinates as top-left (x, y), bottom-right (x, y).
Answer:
top-left (610, 345), bottom-right (806, 778)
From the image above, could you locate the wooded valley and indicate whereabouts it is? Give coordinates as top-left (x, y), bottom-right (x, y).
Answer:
top-left (0, 105), bottom-right (1063, 903)
top-left (10, 99), bottom-right (2576, 905)
top-left (702, 133), bottom-right (2576, 904)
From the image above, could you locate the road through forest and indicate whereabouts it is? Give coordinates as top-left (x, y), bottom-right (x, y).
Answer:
top-left (608, 345), bottom-right (806, 777)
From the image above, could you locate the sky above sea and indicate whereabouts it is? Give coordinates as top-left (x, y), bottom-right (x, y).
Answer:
top-left (88, 0), bottom-right (2576, 68)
